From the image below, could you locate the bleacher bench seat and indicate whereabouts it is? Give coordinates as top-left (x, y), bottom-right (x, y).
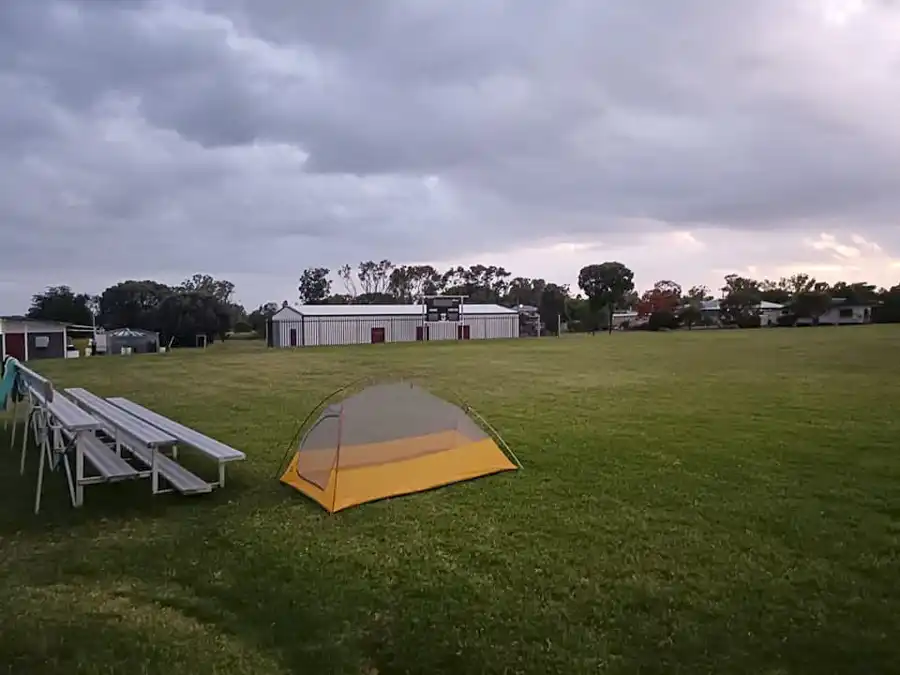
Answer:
top-left (107, 397), bottom-right (245, 462)
top-left (64, 388), bottom-right (177, 448)
top-left (128, 445), bottom-right (212, 495)
top-left (60, 427), bottom-right (139, 481)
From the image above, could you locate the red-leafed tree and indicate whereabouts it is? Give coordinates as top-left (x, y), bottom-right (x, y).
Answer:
top-left (636, 280), bottom-right (682, 317)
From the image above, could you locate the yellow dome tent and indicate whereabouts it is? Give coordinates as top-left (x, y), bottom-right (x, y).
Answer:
top-left (279, 382), bottom-right (520, 513)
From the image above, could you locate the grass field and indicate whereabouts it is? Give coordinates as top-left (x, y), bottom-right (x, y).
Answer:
top-left (1, 327), bottom-right (899, 674)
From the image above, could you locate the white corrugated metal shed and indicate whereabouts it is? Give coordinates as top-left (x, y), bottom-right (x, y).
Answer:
top-left (269, 303), bottom-right (519, 347)
top-left (274, 303), bottom-right (516, 319)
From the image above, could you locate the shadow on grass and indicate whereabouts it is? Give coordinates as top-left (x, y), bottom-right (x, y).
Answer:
top-left (4, 480), bottom-right (900, 674)
top-left (5, 516), bottom-right (522, 673)
top-left (0, 432), bottom-right (298, 538)
top-left (10, 510), bottom-right (899, 675)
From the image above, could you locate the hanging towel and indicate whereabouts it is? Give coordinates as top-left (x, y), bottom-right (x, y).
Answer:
top-left (0, 357), bottom-right (21, 409)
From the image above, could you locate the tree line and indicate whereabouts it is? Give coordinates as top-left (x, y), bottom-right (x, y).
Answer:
top-left (627, 273), bottom-right (900, 331)
top-left (20, 261), bottom-right (900, 345)
top-left (296, 261), bottom-right (900, 331)
top-left (24, 274), bottom-right (246, 346)
top-left (297, 262), bottom-right (571, 332)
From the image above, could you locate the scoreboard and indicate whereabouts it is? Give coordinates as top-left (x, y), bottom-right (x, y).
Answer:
top-left (424, 296), bottom-right (462, 322)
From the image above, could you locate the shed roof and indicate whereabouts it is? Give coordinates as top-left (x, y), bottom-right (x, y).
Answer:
top-left (274, 303), bottom-right (517, 319)
top-left (0, 316), bottom-right (68, 330)
top-left (107, 328), bottom-right (157, 338)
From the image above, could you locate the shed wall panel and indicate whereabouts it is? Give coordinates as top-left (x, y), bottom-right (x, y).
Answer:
top-left (27, 332), bottom-right (66, 360)
top-left (4, 333), bottom-right (25, 360)
top-left (425, 320), bottom-right (458, 342)
top-left (272, 319), bottom-right (303, 347)
top-left (304, 316), bottom-right (423, 346)
top-left (454, 315), bottom-right (516, 340)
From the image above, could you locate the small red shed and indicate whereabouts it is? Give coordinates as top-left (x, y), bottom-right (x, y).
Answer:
top-left (0, 316), bottom-right (69, 362)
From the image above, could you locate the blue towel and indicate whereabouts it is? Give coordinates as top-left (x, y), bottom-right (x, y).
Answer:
top-left (0, 357), bottom-right (21, 409)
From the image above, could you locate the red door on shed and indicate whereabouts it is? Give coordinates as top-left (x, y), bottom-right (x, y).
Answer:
top-left (289, 328), bottom-right (298, 346)
top-left (371, 327), bottom-right (386, 344)
top-left (415, 325), bottom-right (430, 341)
top-left (4, 333), bottom-right (25, 360)
top-left (457, 325), bottom-right (471, 340)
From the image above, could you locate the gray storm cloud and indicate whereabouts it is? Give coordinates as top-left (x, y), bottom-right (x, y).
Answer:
top-left (0, 0), bottom-right (898, 308)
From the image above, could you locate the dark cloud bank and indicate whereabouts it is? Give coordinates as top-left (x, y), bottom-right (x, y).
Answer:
top-left (1, 0), bottom-right (898, 308)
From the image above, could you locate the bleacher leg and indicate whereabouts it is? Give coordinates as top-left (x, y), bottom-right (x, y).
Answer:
top-left (54, 428), bottom-right (77, 507)
top-left (20, 407), bottom-right (32, 475)
top-left (151, 448), bottom-right (159, 494)
top-left (10, 398), bottom-right (19, 448)
top-left (52, 426), bottom-right (61, 464)
top-left (219, 463), bottom-right (226, 488)
top-left (62, 452), bottom-right (76, 507)
top-left (74, 435), bottom-right (85, 507)
top-left (34, 432), bottom-right (46, 515)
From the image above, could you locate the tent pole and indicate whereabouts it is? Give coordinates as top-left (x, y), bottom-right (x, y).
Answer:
top-left (466, 405), bottom-right (524, 470)
top-left (273, 376), bottom-right (369, 479)
top-left (446, 385), bottom-right (523, 470)
top-left (332, 405), bottom-right (345, 514)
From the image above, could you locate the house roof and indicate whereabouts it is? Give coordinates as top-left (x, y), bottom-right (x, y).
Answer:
top-left (829, 297), bottom-right (878, 307)
top-left (699, 299), bottom-right (784, 311)
top-left (274, 303), bottom-right (517, 319)
top-left (780, 296), bottom-right (878, 309)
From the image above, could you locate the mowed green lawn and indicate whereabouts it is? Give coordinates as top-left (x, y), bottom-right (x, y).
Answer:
top-left (1, 327), bottom-right (899, 674)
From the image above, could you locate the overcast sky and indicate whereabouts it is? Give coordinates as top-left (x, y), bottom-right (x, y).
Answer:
top-left (2, 0), bottom-right (899, 311)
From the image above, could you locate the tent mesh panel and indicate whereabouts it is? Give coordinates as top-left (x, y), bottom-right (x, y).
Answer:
top-left (295, 383), bottom-right (488, 489)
